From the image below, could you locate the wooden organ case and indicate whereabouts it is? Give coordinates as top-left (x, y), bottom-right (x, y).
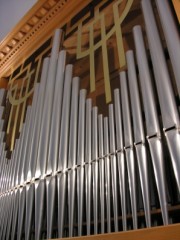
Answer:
top-left (0, 0), bottom-right (180, 239)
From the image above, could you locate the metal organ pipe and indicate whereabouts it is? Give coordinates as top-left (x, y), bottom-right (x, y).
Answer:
top-left (0, 7), bottom-right (179, 237)
top-left (126, 50), bottom-right (151, 227)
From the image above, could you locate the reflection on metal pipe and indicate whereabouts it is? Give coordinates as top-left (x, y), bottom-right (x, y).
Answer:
top-left (46, 51), bottom-right (66, 238)
top-left (47, 50), bottom-right (66, 175)
top-left (165, 130), bottom-right (180, 192)
top-left (35, 179), bottom-right (45, 240)
top-left (109, 104), bottom-right (118, 232)
top-left (11, 189), bottom-right (19, 240)
top-left (155, 0), bottom-right (180, 96)
top-left (46, 176), bottom-right (56, 239)
top-left (57, 64), bottom-right (73, 172)
top-left (92, 107), bottom-right (98, 234)
top-left (132, 25), bottom-right (160, 137)
top-left (27, 58), bottom-right (49, 181)
top-left (148, 137), bottom-right (169, 224)
top-left (103, 117), bottom-right (111, 233)
top-left (17, 187), bottom-right (26, 240)
top-left (57, 173), bottom-right (66, 238)
top-left (25, 183), bottom-right (34, 240)
top-left (141, 0), bottom-right (179, 130)
top-left (85, 99), bottom-right (92, 235)
top-left (126, 50), bottom-right (151, 227)
top-left (114, 89), bottom-right (127, 231)
top-left (120, 71), bottom-right (137, 229)
top-left (35, 29), bottom-right (62, 179)
top-left (57, 64), bottom-right (73, 238)
top-left (98, 114), bottom-right (105, 234)
top-left (133, 25), bottom-right (169, 224)
top-left (77, 89), bottom-right (86, 236)
top-left (68, 77), bottom-right (79, 237)
top-left (6, 191), bottom-right (14, 240)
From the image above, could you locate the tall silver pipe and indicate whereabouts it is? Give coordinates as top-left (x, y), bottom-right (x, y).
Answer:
top-left (133, 25), bottom-right (169, 224)
top-left (24, 58), bottom-right (49, 240)
top-left (103, 117), bottom-right (111, 233)
top-left (68, 77), bottom-right (79, 169)
top-left (85, 99), bottom-right (92, 235)
top-left (11, 189), bottom-right (19, 240)
top-left (132, 26), bottom-right (160, 137)
top-left (92, 106), bottom-right (98, 234)
top-left (148, 137), bottom-right (169, 224)
top-left (11, 141), bottom-right (19, 189)
top-left (1, 192), bottom-right (7, 239)
top-left (0, 142), bottom-right (5, 191)
top-left (0, 195), bottom-right (4, 237)
top-left (57, 64), bottom-right (73, 171)
top-left (5, 159), bottom-right (11, 193)
top-left (15, 108), bottom-right (32, 240)
top-left (0, 193), bottom-right (7, 239)
top-left (4, 161), bottom-right (14, 238)
top-left (7, 150), bottom-right (14, 191)
top-left (0, 157), bottom-right (6, 194)
top-left (46, 51), bottom-right (67, 239)
top-left (114, 89), bottom-right (127, 231)
top-left (35, 29), bottom-right (62, 179)
top-left (15, 107), bottom-right (31, 186)
top-left (109, 104), bottom-right (118, 232)
top-left (8, 158), bottom-right (13, 192)
top-left (98, 114), bottom-right (105, 234)
top-left (20, 85), bottom-right (39, 240)
top-left (25, 183), bottom-right (34, 240)
top-left (1, 154), bottom-right (7, 194)
top-left (57, 64), bottom-right (73, 238)
top-left (120, 71), bottom-right (137, 229)
top-left (34, 29), bottom-right (62, 238)
top-left (35, 179), bottom-right (45, 240)
top-left (141, 0), bottom-right (179, 130)
top-left (77, 89), bottom-right (86, 236)
top-left (5, 190), bottom-right (14, 240)
top-left (17, 186), bottom-right (26, 240)
top-left (126, 50), bottom-right (151, 227)
top-left (155, 0), bottom-right (180, 96)
top-left (165, 129), bottom-right (180, 192)
top-left (57, 172), bottom-right (66, 238)
top-left (46, 175), bottom-right (56, 238)
top-left (5, 192), bottom-right (13, 238)
top-left (68, 77), bottom-right (79, 237)
top-left (20, 84), bottom-right (39, 183)
top-left (46, 50), bottom-right (66, 175)
top-left (0, 194), bottom-right (5, 237)
top-left (77, 90), bottom-right (87, 166)
top-left (26, 58), bottom-right (49, 181)
top-left (4, 162), bottom-right (9, 196)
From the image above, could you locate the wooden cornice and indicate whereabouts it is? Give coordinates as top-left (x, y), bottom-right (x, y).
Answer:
top-left (0, 0), bottom-right (91, 79)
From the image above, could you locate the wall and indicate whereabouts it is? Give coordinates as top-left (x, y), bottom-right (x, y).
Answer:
top-left (0, 0), bottom-right (37, 41)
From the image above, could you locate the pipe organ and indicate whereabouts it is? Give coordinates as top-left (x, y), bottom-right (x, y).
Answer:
top-left (0, 0), bottom-right (179, 239)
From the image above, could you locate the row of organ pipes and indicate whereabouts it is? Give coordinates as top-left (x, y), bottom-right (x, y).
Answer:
top-left (0, 0), bottom-right (179, 239)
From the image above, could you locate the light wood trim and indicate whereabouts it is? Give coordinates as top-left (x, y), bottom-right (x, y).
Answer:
top-left (172, 0), bottom-right (180, 23)
top-left (0, 0), bottom-right (91, 78)
top-left (51, 224), bottom-right (180, 240)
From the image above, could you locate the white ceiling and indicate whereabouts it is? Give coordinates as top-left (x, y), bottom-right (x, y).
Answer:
top-left (0, 0), bottom-right (37, 41)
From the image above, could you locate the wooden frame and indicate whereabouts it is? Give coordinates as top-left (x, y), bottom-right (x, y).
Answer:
top-left (51, 224), bottom-right (180, 240)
